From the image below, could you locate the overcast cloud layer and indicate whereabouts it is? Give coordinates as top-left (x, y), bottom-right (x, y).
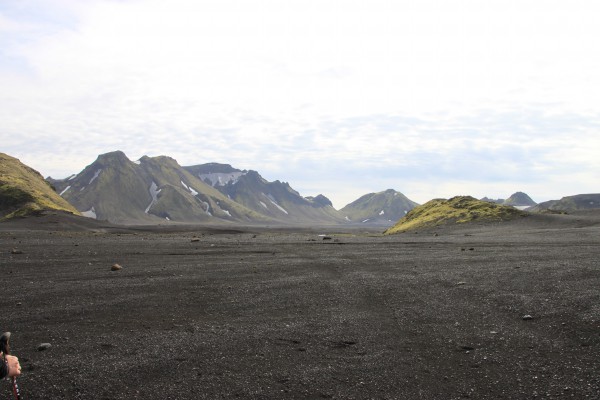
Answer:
top-left (1, 0), bottom-right (599, 208)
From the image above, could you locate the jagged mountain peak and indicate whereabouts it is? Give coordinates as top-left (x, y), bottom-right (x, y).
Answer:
top-left (305, 194), bottom-right (333, 208)
top-left (96, 150), bottom-right (131, 165)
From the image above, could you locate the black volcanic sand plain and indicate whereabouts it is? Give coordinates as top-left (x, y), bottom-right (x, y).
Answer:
top-left (1, 212), bottom-right (599, 399)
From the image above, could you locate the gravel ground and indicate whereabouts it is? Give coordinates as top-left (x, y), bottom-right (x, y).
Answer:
top-left (0, 212), bottom-right (599, 399)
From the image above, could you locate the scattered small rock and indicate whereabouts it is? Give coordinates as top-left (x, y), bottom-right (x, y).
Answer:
top-left (111, 263), bottom-right (123, 271)
top-left (37, 343), bottom-right (52, 351)
top-left (456, 281), bottom-right (467, 286)
top-left (11, 248), bottom-right (23, 254)
top-left (190, 238), bottom-right (200, 242)
top-left (322, 236), bottom-right (332, 241)
top-left (522, 315), bottom-right (534, 321)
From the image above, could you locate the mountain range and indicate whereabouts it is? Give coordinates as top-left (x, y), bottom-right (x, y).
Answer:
top-left (184, 163), bottom-right (343, 224)
top-left (3, 150), bottom-right (598, 226)
top-left (48, 151), bottom-right (268, 225)
top-left (46, 151), bottom-right (420, 225)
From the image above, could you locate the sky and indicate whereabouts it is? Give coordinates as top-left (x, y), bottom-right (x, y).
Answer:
top-left (1, 0), bottom-right (599, 208)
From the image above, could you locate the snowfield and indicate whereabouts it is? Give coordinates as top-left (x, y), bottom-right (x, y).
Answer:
top-left (145, 182), bottom-right (161, 213)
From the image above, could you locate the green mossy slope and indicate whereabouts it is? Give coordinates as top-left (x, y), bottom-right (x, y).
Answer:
top-left (0, 153), bottom-right (80, 219)
top-left (384, 195), bottom-right (525, 234)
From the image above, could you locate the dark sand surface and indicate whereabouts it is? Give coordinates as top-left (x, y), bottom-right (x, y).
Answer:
top-left (1, 212), bottom-right (599, 399)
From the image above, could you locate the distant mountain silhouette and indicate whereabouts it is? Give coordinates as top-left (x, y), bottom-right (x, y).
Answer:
top-left (185, 163), bottom-right (344, 224)
top-left (528, 194), bottom-right (600, 213)
top-left (340, 189), bottom-right (419, 226)
top-left (503, 192), bottom-right (536, 207)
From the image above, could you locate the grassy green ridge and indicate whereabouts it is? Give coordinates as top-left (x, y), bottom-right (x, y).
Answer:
top-left (384, 195), bottom-right (525, 234)
top-left (0, 153), bottom-right (80, 219)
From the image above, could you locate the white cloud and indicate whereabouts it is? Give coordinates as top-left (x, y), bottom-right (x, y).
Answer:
top-left (1, 0), bottom-right (600, 207)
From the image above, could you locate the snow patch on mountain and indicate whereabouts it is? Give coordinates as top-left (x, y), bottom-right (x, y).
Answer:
top-left (198, 200), bottom-right (211, 216)
top-left (82, 206), bottom-right (97, 219)
top-left (68, 174), bottom-right (77, 181)
top-left (145, 182), bottom-right (161, 213)
top-left (265, 193), bottom-right (288, 214)
top-left (180, 180), bottom-right (199, 196)
top-left (89, 169), bottom-right (102, 185)
top-left (260, 201), bottom-right (268, 209)
top-left (59, 186), bottom-right (71, 196)
top-left (222, 209), bottom-right (232, 217)
top-left (200, 171), bottom-right (246, 187)
top-left (379, 210), bottom-right (385, 215)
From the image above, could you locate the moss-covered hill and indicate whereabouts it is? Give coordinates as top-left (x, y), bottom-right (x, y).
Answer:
top-left (384, 195), bottom-right (526, 234)
top-left (0, 153), bottom-right (80, 219)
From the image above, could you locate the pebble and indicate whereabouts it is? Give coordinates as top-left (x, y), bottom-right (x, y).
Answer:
top-left (37, 343), bottom-right (52, 351)
top-left (111, 263), bottom-right (123, 271)
top-left (522, 315), bottom-right (534, 320)
top-left (11, 248), bottom-right (23, 254)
